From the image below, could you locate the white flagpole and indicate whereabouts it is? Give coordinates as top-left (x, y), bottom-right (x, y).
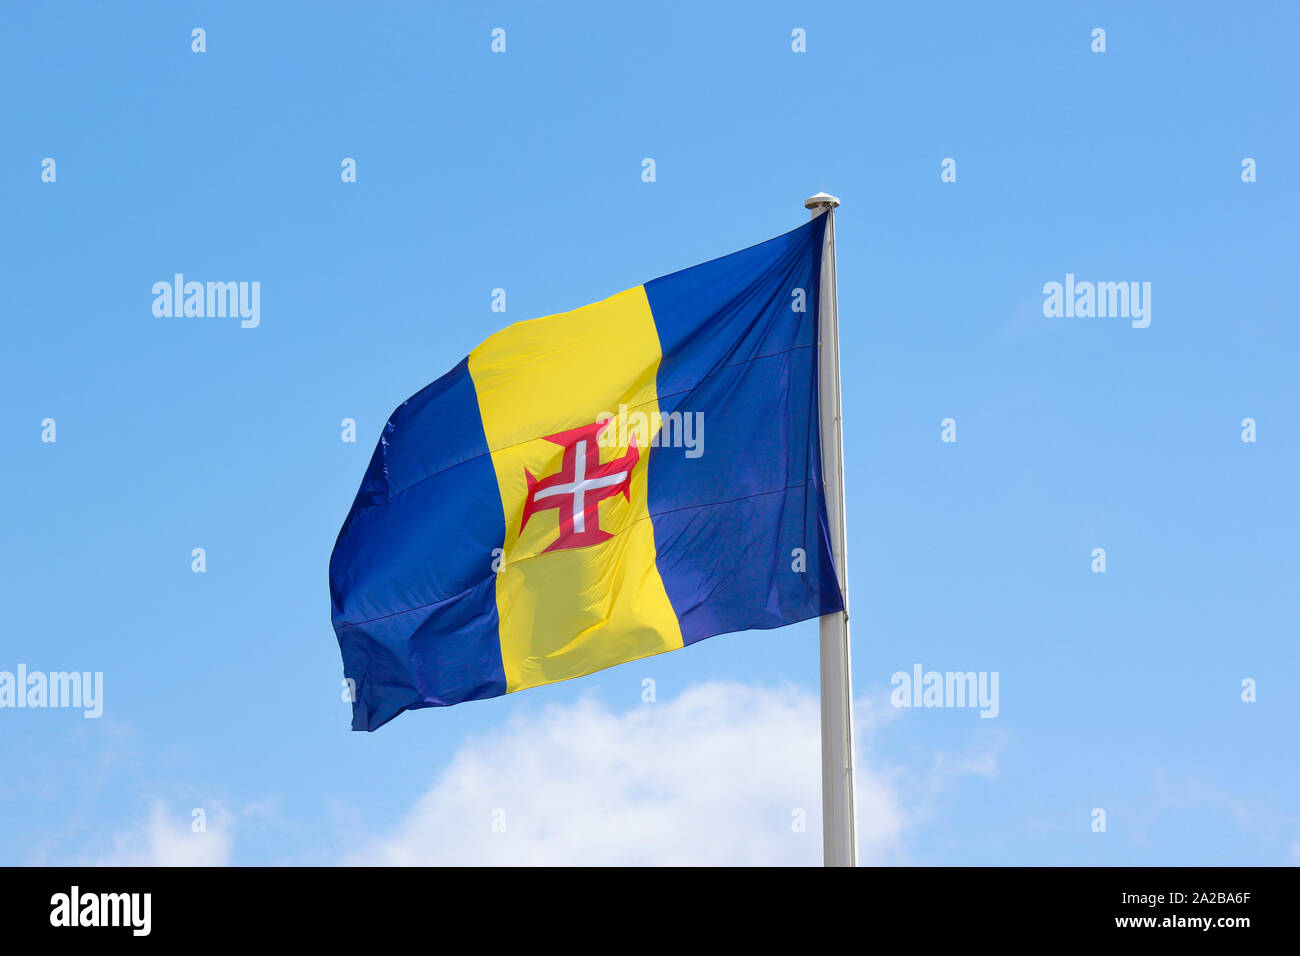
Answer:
top-left (805, 191), bottom-right (857, 867)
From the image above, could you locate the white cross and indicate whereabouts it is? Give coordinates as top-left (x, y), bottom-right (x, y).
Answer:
top-left (531, 439), bottom-right (629, 533)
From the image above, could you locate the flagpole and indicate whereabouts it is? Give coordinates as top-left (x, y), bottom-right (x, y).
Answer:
top-left (805, 191), bottom-right (857, 867)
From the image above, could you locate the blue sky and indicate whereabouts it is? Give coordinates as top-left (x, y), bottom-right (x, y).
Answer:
top-left (1, 0), bottom-right (1296, 865)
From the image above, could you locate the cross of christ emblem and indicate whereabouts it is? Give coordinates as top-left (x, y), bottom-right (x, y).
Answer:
top-left (520, 419), bottom-right (640, 553)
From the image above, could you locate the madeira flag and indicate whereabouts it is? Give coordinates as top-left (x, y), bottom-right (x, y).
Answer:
top-left (330, 216), bottom-right (844, 730)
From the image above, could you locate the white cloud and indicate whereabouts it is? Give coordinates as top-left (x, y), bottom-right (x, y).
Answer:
top-left (80, 682), bottom-right (999, 866)
top-left (89, 801), bottom-right (232, 867)
top-left (347, 681), bottom-right (910, 866)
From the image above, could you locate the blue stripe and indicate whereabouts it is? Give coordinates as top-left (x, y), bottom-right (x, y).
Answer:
top-left (644, 217), bottom-right (843, 644)
top-left (329, 357), bottom-right (507, 730)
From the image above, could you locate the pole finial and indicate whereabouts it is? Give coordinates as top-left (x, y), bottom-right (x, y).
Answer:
top-left (804, 191), bottom-right (840, 218)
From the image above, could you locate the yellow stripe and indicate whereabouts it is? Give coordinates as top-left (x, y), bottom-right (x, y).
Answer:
top-left (468, 285), bottom-right (683, 692)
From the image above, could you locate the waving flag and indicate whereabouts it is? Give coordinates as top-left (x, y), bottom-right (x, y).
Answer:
top-left (330, 216), bottom-right (843, 730)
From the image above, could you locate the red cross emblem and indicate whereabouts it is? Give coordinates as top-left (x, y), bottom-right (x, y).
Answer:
top-left (521, 419), bottom-right (640, 553)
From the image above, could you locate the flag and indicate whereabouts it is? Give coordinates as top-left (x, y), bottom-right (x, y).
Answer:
top-left (330, 216), bottom-right (844, 730)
